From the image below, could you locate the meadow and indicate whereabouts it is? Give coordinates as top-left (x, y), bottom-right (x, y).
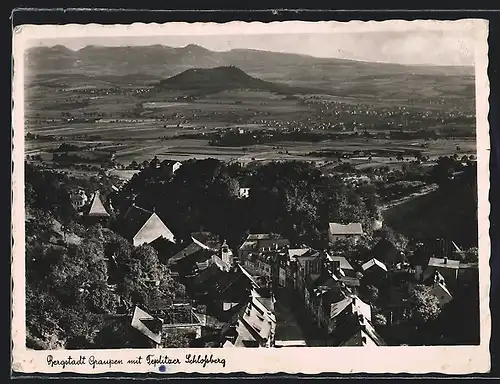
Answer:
top-left (24, 67), bottom-right (476, 172)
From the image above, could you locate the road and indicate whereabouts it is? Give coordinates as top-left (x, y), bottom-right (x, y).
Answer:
top-left (274, 287), bottom-right (306, 345)
top-left (274, 287), bottom-right (327, 347)
top-left (380, 183), bottom-right (439, 212)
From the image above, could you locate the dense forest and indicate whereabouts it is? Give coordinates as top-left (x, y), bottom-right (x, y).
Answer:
top-left (111, 159), bottom-right (380, 249)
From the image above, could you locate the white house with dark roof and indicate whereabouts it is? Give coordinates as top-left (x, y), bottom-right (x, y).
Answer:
top-left (222, 289), bottom-right (276, 348)
top-left (124, 204), bottom-right (175, 247)
top-left (328, 222), bottom-right (363, 245)
top-left (428, 272), bottom-right (454, 306)
top-left (422, 257), bottom-right (460, 286)
top-left (327, 295), bottom-right (386, 347)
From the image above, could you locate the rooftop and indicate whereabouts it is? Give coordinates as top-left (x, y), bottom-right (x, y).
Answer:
top-left (87, 191), bottom-right (110, 217)
top-left (123, 204), bottom-right (153, 237)
top-left (329, 222), bottom-right (363, 236)
top-left (130, 306), bottom-right (162, 345)
top-left (428, 257), bottom-right (461, 269)
top-left (327, 253), bottom-right (354, 271)
top-left (288, 248), bottom-right (311, 260)
top-left (361, 258), bottom-right (388, 272)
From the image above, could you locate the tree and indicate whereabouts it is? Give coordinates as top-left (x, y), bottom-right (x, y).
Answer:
top-left (406, 284), bottom-right (441, 325)
top-left (365, 285), bottom-right (380, 304)
top-left (461, 247), bottom-right (478, 263)
top-left (373, 313), bottom-right (387, 326)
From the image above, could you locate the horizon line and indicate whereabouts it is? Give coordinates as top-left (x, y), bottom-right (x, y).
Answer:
top-left (27, 43), bottom-right (475, 69)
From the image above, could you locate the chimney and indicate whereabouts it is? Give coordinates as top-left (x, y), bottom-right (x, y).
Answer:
top-left (443, 257), bottom-right (448, 264)
top-left (333, 260), bottom-right (341, 272)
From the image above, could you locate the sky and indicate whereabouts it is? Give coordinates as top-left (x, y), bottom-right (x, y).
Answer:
top-left (24, 21), bottom-right (478, 66)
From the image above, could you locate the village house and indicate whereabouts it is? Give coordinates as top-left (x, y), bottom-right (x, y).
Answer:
top-left (238, 187), bottom-right (251, 199)
top-left (422, 257), bottom-right (460, 288)
top-left (191, 231), bottom-right (222, 251)
top-left (167, 243), bottom-right (215, 276)
top-left (130, 306), bottom-right (163, 349)
top-left (160, 159), bottom-right (183, 175)
top-left (302, 253), bottom-right (362, 324)
top-left (47, 219), bottom-right (82, 246)
top-left (328, 222), bottom-right (363, 245)
top-left (159, 303), bottom-right (205, 347)
top-left (70, 188), bottom-right (88, 209)
top-left (307, 275), bottom-right (350, 331)
top-left (237, 234), bottom-right (290, 280)
top-left (326, 295), bottom-right (385, 347)
top-left (123, 204), bottom-right (176, 247)
top-left (361, 258), bottom-right (389, 285)
top-left (84, 191), bottom-right (110, 224)
top-left (238, 233), bottom-right (290, 263)
top-left (221, 289), bottom-right (277, 348)
top-left (189, 264), bottom-right (251, 322)
top-left (291, 249), bottom-right (323, 300)
top-left (427, 271), bottom-right (454, 306)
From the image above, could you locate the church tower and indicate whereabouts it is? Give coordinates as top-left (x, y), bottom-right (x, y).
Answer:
top-left (221, 240), bottom-right (234, 266)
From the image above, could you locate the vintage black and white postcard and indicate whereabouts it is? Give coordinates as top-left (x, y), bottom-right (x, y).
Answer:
top-left (12, 19), bottom-right (491, 375)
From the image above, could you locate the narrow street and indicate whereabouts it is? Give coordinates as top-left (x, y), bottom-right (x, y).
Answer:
top-left (274, 287), bottom-right (326, 347)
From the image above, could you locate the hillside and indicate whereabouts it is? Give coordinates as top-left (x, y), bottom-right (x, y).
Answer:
top-left (156, 66), bottom-right (295, 94)
top-left (382, 182), bottom-right (478, 248)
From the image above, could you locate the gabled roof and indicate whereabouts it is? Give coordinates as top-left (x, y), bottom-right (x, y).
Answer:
top-left (193, 263), bottom-right (222, 286)
top-left (431, 281), bottom-right (453, 299)
top-left (87, 191), bottom-right (110, 217)
top-left (130, 306), bottom-right (162, 345)
top-left (327, 253), bottom-right (354, 270)
top-left (191, 231), bottom-right (221, 250)
top-left (238, 264), bottom-right (261, 289)
top-left (124, 204), bottom-right (153, 237)
top-left (133, 212), bottom-right (175, 245)
top-left (295, 250), bottom-right (322, 267)
top-left (330, 297), bottom-right (353, 319)
top-left (167, 244), bottom-right (212, 267)
top-left (361, 258), bottom-right (388, 272)
top-left (330, 295), bottom-right (371, 321)
top-left (329, 222), bottom-right (363, 236)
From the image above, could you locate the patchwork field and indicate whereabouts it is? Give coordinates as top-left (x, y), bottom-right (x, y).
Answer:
top-left (24, 61), bottom-right (476, 170)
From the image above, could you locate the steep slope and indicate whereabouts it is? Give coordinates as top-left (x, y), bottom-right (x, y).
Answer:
top-left (156, 66), bottom-right (282, 92)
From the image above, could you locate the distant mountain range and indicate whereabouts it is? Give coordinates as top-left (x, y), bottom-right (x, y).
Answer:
top-left (25, 44), bottom-right (475, 103)
top-left (25, 44), bottom-right (474, 80)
